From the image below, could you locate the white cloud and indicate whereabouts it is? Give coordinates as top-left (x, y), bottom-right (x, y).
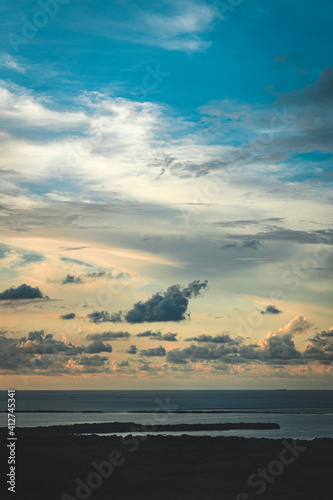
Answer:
top-left (142, 0), bottom-right (217, 52)
top-left (0, 55), bottom-right (26, 73)
top-left (0, 84), bottom-right (87, 130)
top-left (102, 0), bottom-right (218, 53)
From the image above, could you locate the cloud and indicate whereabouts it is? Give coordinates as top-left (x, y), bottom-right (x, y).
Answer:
top-left (167, 316), bottom-right (318, 366)
top-left (61, 271), bottom-right (117, 285)
top-left (261, 305), bottom-right (283, 315)
top-left (125, 1), bottom-right (218, 53)
top-left (0, 330), bottom-right (111, 375)
top-left (85, 341), bottom-right (112, 354)
top-left (221, 229), bottom-right (333, 249)
top-left (0, 54), bottom-right (26, 73)
top-left (220, 239), bottom-right (261, 250)
top-left (87, 311), bottom-right (123, 323)
top-left (86, 331), bottom-right (130, 341)
top-left (140, 345), bottom-right (167, 357)
top-left (118, 360), bottom-right (129, 367)
top-left (125, 345), bottom-right (138, 354)
top-left (166, 344), bottom-right (227, 364)
top-left (215, 218), bottom-right (284, 228)
top-left (273, 315), bottom-right (313, 337)
top-left (74, 355), bottom-right (109, 367)
top-left (0, 84), bottom-right (87, 130)
top-left (0, 246), bottom-right (45, 270)
top-left (62, 274), bottom-right (83, 285)
top-left (277, 65), bottom-right (333, 108)
top-left (1, 320), bottom-right (332, 377)
top-left (125, 280), bottom-right (208, 323)
top-left (185, 333), bottom-right (238, 344)
top-left (17, 330), bottom-right (84, 356)
top-left (0, 284), bottom-right (46, 301)
top-left (258, 333), bottom-right (300, 362)
top-left (86, 271), bottom-right (114, 279)
top-left (303, 329), bottom-right (333, 362)
top-left (59, 312), bottom-right (76, 320)
top-left (136, 330), bottom-right (178, 341)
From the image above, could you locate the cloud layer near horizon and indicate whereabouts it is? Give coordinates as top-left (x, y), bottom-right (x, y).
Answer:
top-left (0, 0), bottom-right (332, 387)
top-left (0, 317), bottom-right (332, 380)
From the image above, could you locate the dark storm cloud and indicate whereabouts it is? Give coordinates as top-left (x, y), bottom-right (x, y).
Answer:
top-left (85, 341), bottom-right (112, 353)
top-left (136, 330), bottom-right (178, 341)
top-left (140, 345), bottom-right (167, 357)
top-left (87, 311), bottom-right (123, 323)
top-left (86, 331), bottom-right (130, 341)
top-left (261, 305), bottom-right (283, 315)
top-left (59, 312), bottom-right (76, 320)
top-left (0, 284), bottom-right (46, 301)
top-left (125, 280), bottom-right (208, 323)
top-left (126, 345), bottom-right (138, 354)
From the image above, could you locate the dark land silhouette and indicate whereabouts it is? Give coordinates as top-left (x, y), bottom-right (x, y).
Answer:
top-left (1, 431), bottom-right (332, 500)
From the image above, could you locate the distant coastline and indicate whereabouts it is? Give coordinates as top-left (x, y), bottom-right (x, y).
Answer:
top-left (4, 421), bottom-right (281, 435)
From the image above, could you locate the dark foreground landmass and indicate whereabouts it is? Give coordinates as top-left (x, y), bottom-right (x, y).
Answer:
top-left (1, 432), bottom-right (332, 500)
top-left (12, 421), bottom-right (280, 435)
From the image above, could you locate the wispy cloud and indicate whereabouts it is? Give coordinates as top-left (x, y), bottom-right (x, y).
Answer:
top-left (101, 0), bottom-right (219, 53)
top-left (0, 54), bottom-right (26, 73)
top-left (140, 0), bottom-right (218, 52)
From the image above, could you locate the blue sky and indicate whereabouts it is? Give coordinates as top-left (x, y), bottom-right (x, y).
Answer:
top-left (2, 0), bottom-right (333, 107)
top-left (0, 0), bottom-right (332, 389)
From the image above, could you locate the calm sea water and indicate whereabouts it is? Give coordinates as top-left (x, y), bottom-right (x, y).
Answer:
top-left (1, 390), bottom-right (332, 440)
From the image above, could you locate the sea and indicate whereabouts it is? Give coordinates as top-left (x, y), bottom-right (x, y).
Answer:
top-left (1, 390), bottom-right (332, 440)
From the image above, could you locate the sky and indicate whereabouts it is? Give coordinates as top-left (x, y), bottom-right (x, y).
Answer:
top-left (0, 0), bottom-right (332, 390)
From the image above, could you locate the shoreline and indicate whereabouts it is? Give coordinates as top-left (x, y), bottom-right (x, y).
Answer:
top-left (0, 421), bottom-right (281, 435)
